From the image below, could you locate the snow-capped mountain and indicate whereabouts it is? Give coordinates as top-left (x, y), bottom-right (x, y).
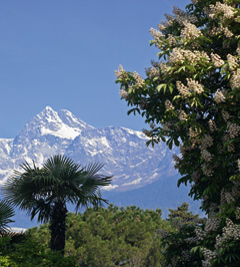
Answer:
top-left (0, 106), bottom-right (178, 192)
top-left (1, 106), bottom-right (202, 228)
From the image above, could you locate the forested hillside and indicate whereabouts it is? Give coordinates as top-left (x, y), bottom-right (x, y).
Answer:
top-left (1, 204), bottom-right (201, 266)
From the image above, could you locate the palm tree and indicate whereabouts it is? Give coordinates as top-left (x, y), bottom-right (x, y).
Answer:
top-left (2, 155), bottom-right (112, 255)
top-left (0, 199), bottom-right (15, 235)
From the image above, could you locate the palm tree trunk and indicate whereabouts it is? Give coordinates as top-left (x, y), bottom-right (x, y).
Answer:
top-left (49, 200), bottom-right (67, 256)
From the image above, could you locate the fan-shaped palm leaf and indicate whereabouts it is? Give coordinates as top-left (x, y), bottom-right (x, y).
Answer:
top-left (0, 199), bottom-right (15, 234)
top-left (2, 154), bottom-right (112, 254)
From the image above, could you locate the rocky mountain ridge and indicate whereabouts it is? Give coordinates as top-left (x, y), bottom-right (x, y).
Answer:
top-left (0, 106), bottom-right (179, 193)
top-left (0, 106), bottom-right (202, 227)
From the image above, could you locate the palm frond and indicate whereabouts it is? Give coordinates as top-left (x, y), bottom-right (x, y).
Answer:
top-left (2, 155), bottom-right (112, 224)
top-left (85, 162), bottom-right (104, 177)
top-left (0, 199), bottom-right (15, 234)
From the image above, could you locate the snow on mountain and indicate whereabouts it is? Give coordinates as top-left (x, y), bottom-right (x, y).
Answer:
top-left (5, 106), bottom-right (95, 172)
top-left (0, 106), bottom-right (179, 192)
top-left (66, 126), bottom-right (177, 191)
top-left (0, 138), bottom-right (14, 180)
top-left (1, 106), bottom-right (203, 228)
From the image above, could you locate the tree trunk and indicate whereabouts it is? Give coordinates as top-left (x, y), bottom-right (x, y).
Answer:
top-left (49, 200), bottom-right (67, 256)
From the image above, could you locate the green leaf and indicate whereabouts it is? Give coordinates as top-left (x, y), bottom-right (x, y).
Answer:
top-left (190, 246), bottom-right (201, 254)
top-left (156, 84), bottom-right (167, 93)
top-left (169, 83), bottom-right (174, 94)
top-left (175, 66), bottom-right (186, 73)
top-left (160, 136), bottom-right (166, 142)
top-left (127, 108), bottom-right (140, 116)
top-left (174, 138), bottom-right (180, 146)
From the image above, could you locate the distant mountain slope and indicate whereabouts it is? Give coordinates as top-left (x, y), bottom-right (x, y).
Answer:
top-left (0, 106), bottom-right (202, 228)
top-left (0, 106), bottom-right (179, 192)
top-left (103, 174), bottom-right (202, 218)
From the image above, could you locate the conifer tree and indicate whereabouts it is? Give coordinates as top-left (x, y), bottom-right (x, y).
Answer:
top-left (160, 203), bottom-right (204, 266)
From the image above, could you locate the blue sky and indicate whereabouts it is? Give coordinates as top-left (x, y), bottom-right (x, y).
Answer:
top-left (0, 0), bottom-right (191, 138)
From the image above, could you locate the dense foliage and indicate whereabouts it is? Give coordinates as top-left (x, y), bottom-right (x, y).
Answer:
top-left (160, 202), bottom-right (205, 266)
top-left (115, 0), bottom-right (240, 265)
top-left (26, 205), bottom-right (171, 266)
top-left (0, 202), bottom-right (204, 266)
top-left (0, 235), bottom-right (76, 267)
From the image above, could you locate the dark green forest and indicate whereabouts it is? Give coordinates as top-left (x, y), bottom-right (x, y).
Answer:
top-left (1, 203), bottom-right (201, 266)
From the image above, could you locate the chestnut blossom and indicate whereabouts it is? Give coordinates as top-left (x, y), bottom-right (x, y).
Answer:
top-left (237, 44), bottom-right (240, 57)
top-left (160, 62), bottom-right (168, 75)
top-left (223, 27), bottom-right (234, 38)
top-left (165, 100), bottom-right (175, 111)
top-left (225, 192), bottom-right (234, 204)
top-left (115, 65), bottom-right (125, 78)
top-left (228, 143), bottom-right (235, 152)
top-left (227, 54), bottom-right (238, 70)
top-left (214, 219), bottom-right (240, 251)
top-left (214, 89), bottom-right (226, 104)
top-left (201, 163), bottom-right (214, 177)
top-left (209, 2), bottom-right (235, 19)
top-left (205, 217), bottom-right (220, 233)
top-left (211, 53), bottom-right (225, 68)
top-left (227, 122), bottom-right (240, 139)
top-left (189, 127), bottom-right (200, 139)
top-left (150, 60), bottom-right (160, 68)
top-left (178, 110), bottom-right (188, 121)
top-left (158, 14), bottom-right (174, 33)
top-left (169, 48), bottom-right (210, 65)
top-left (133, 71), bottom-right (144, 88)
top-left (169, 48), bottom-right (185, 64)
top-left (231, 182), bottom-right (240, 198)
top-left (146, 67), bottom-right (159, 78)
top-left (164, 14), bottom-right (174, 25)
top-left (208, 119), bottom-right (217, 132)
top-left (202, 248), bottom-right (217, 266)
top-left (158, 21), bottom-right (168, 32)
top-left (181, 22), bottom-right (202, 39)
top-left (221, 110), bottom-right (230, 122)
top-left (167, 34), bottom-right (177, 47)
top-left (173, 5), bottom-right (197, 25)
top-left (186, 78), bottom-right (204, 94)
top-left (176, 81), bottom-right (189, 98)
top-left (119, 89), bottom-right (128, 99)
top-left (201, 149), bottom-right (213, 162)
top-left (149, 27), bottom-right (163, 41)
top-left (200, 134), bottom-right (213, 150)
top-left (230, 69), bottom-right (240, 89)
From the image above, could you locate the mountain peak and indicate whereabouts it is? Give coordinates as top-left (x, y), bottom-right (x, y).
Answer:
top-left (57, 109), bottom-right (94, 131)
top-left (39, 106), bottom-right (55, 115)
top-left (37, 106), bottom-right (59, 121)
top-left (12, 106), bottom-right (92, 143)
top-left (45, 106), bottom-right (53, 111)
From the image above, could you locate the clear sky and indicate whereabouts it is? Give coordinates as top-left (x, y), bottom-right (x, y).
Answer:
top-left (0, 0), bottom-right (191, 138)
